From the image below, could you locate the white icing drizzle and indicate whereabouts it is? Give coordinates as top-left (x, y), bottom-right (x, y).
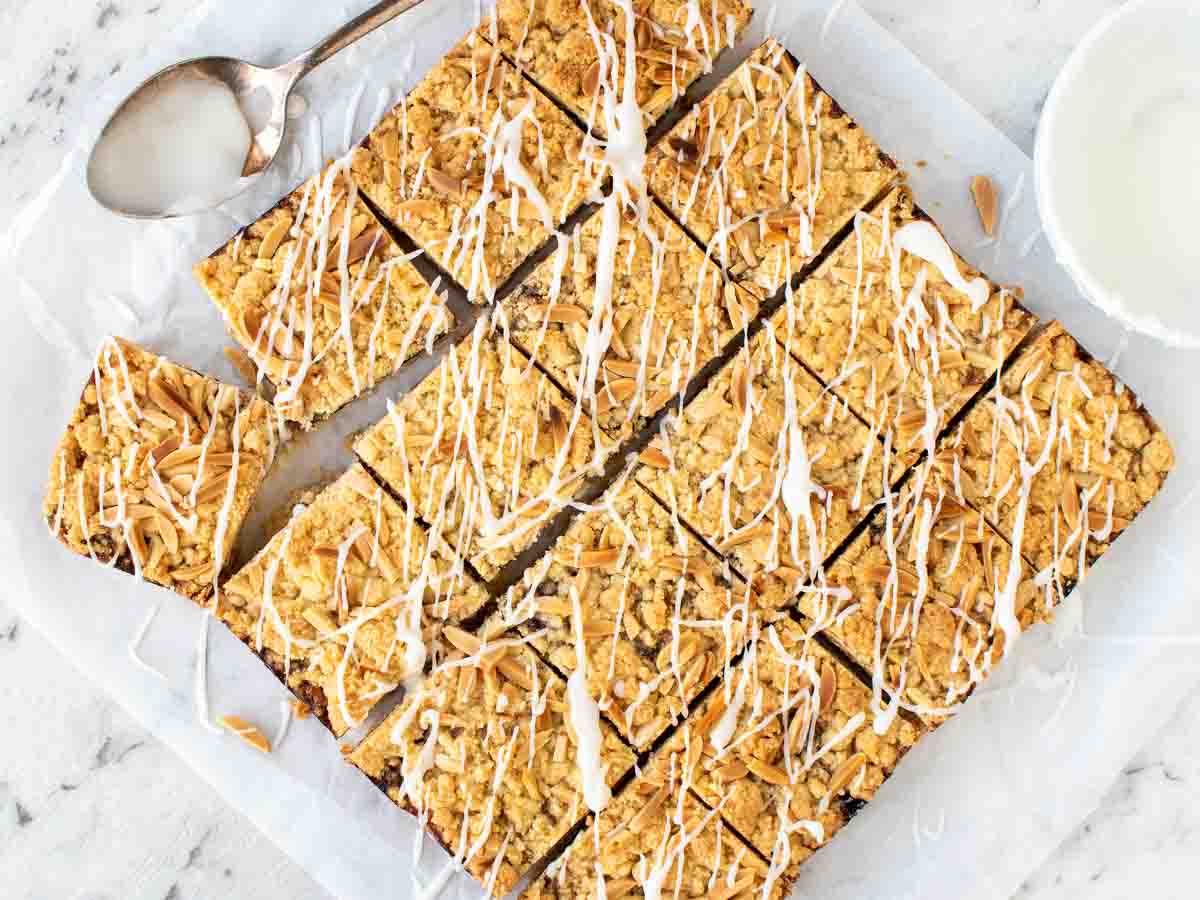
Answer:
top-left (568, 581), bottom-right (612, 812)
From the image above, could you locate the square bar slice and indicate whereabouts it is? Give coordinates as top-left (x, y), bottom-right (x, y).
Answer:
top-left (350, 34), bottom-right (597, 303)
top-left (935, 321), bottom-right (1174, 589)
top-left (503, 199), bottom-right (751, 436)
top-left (44, 337), bottom-right (277, 604)
top-left (647, 39), bottom-right (898, 299)
top-left (350, 641), bottom-right (636, 897)
top-left (220, 464), bottom-right (488, 735)
top-left (354, 317), bottom-right (616, 579)
top-left (495, 476), bottom-right (762, 750)
top-left (523, 775), bottom-right (787, 900)
top-left (770, 185), bottom-right (1036, 464)
top-left (800, 477), bottom-right (1044, 726)
top-left (194, 160), bottom-right (454, 428)
top-left (654, 616), bottom-right (922, 876)
top-left (486, 0), bottom-right (752, 138)
top-left (637, 329), bottom-right (890, 611)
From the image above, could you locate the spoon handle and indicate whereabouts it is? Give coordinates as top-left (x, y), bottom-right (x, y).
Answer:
top-left (284, 0), bottom-right (429, 82)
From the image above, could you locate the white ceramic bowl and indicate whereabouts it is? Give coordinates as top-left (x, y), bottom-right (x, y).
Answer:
top-left (1034, 0), bottom-right (1200, 348)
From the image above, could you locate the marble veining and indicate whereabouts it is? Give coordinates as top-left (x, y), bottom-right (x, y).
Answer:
top-left (0, 1), bottom-right (1197, 898)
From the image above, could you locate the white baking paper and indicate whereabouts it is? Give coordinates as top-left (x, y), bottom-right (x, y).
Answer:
top-left (1, 2), bottom-right (1198, 899)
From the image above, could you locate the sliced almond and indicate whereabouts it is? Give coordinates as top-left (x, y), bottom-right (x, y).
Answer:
top-left (528, 302), bottom-right (589, 325)
top-left (427, 167), bottom-right (463, 197)
top-left (819, 659), bottom-right (838, 711)
top-left (639, 445), bottom-right (670, 469)
top-left (745, 757), bottom-right (791, 786)
top-left (258, 216), bottom-right (292, 260)
top-left (572, 548), bottom-right (621, 568)
top-left (714, 759), bottom-right (749, 781)
top-left (825, 752), bottom-right (867, 798)
top-left (219, 715), bottom-right (271, 753)
top-left (970, 175), bottom-right (998, 236)
top-left (581, 60), bottom-right (601, 97)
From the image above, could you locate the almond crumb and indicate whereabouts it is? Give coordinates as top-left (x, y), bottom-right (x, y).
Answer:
top-left (970, 175), bottom-right (998, 236)
top-left (218, 715), bottom-right (271, 754)
top-left (290, 699), bottom-right (311, 720)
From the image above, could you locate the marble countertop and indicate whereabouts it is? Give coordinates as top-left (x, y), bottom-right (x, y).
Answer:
top-left (1, 1), bottom-right (1195, 898)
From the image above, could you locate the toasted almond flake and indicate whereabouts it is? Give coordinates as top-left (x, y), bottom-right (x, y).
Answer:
top-left (172, 562), bottom-right (214, 581)
top-left (639, 446), bottom-right (670, 469)
top-left (569, 548), bottom-right (621, 568)
top-left (718, 523), bottom-right (773, 551)
top-left (496, 656), bottom-right (533, 690)
top-left (443, 625), bottom-right (482, 655)
top-left (219, 715), bottom-right (271, 753)
top-left (258, 216), bottom-right (292, 260)
top-left (745, 757), bottom-right (791, 786)
top-left (970, 175), bottom-right (998, 236)
top-left (581, 60), bottom-right (601, 97)
top-left (427, 168), bottom-right (463, 196)
top-left (529, 302), bottom-right (589, 325)
top-left (815, 662), bottom-right (838, 715)
top-left (150, 436), bottom-right (182, 464)
top-left (714, 759), bottom-right (749, 781)
top-left (826, 752), bottom-right (867, 798)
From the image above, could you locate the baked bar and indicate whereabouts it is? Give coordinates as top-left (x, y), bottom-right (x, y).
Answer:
top-left (354, 316), bottom-right (615, 579)
top-left (647, 39), bottom-right (897, 299)
top-left (637, 329), bottom-right (890, 610)
top-left (350, 34), bottom-right (596, 303)
top-left (771, 185), bottom-right (1037, 464)
top-left (800, 476), bottom-right (1044, 725)
top-left (350, 641), bottom-right (636, 897)
top-left (935, 321), bottom-right (1174, 591)
top-left (220, 464), bottom-right (488, 735)
top-left (523, 773), bottom-right (787, 900)
top-left (194, 159), bottom-right (454, 428)
top-left (495, 476), bottom-right (759, 750)
top-left (44, 337), bottom-right (277, 604)
top-left (653, 616), bottom-right (922, 876)
top-left (502, 199), bottom-right (750, 436)
top-left (484, 0), bottom-right (752, 138)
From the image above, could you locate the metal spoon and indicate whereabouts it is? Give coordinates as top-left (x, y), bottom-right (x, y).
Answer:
top-left (87, 0), bottom-right (427, 219)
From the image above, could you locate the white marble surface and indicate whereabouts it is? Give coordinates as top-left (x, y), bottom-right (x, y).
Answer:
top-left (0, 1), bottom-right (1196, 898)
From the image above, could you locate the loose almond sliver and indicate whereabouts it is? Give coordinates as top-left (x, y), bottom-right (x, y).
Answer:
top-left (971, 175), bottom-right (998, 236)
top-left (219, 715), bottom-right (271, 753)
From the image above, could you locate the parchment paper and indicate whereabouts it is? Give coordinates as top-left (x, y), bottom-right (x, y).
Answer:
top-left (2, 2), bottom-right (1198, 899)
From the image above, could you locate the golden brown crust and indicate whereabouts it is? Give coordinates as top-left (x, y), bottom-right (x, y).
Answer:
top-left (220, 464), bottom-right (488, 735)
top-left (938, 321), bottom-right (1174, 585)
top-left (351, 644), bottom-right (636, 897)
top-left (647, 39), bottom-right (897, 299)
top-left (497, 478), bottom-right (761, 750)
top-left (484, 0), bottom-right (752, 138)
top-left (194, 160), bottom-right (453, 428)
top-left (502, 200), bottom-right (747, 436)
top-left (354, 318), bottom-right (616, 579)
top-left (637, 330), bottom-right (889, 610)
top-left (43, 337), bottom-right (276, 604)
top-left (652, 617), bottom-right (922, 876)
top-left (771, 185), bottom-right (1037, 464)
top-left (350, 34), bottom-right (597, 303)
top-left (522, 780), bottom-right (787, 900)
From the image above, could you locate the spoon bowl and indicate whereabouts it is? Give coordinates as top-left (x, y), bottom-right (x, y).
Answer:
top-left (87, 0), bottom-right (427, 219)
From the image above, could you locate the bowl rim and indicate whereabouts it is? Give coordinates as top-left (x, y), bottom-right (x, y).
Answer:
top-left (1033, 0), bottom-right (1200, 348)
